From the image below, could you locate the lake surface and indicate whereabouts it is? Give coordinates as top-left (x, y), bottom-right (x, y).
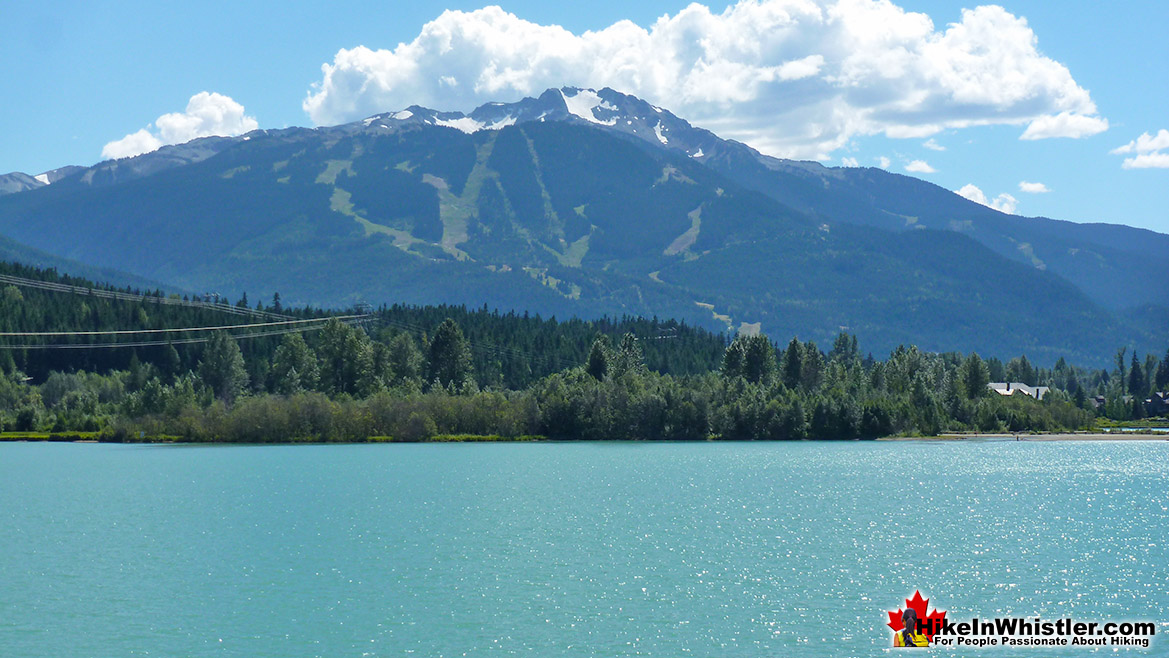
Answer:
top-left (2, 440), bottom-right (1166, 656)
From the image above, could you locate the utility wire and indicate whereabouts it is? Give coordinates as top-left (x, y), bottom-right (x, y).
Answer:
top-left (3, 270), bottom-right (665, 370)
top-left (0, 315), bottom-right (369, 338)
top-left (0, 273), bottom-right (293, 320)
top-left (0, 322), bottom-right (361, 350)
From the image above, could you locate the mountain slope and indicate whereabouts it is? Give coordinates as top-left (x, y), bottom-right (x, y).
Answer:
top-left (698, 155), bottom-right (1169, 311)
top-left (0, 89), bottom-right (1161, 365)
top-left (0, 166), bottom-right (87, 195)
top-left (536, 88), bottom-right (1169, 312)
top-left (0, 233), bottom-right (180, 293)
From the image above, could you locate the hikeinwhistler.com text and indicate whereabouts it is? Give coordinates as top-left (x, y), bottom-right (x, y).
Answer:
top-left (923, 617), bottom-right (1156, 648)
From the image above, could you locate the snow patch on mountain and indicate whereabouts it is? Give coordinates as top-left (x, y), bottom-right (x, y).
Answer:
top-left (34, 173), bottom-right (51, 185)
top-left (482, 116), bottom-right (517, 130)
top-left (431, 117), bottom-right (484, 134)
top-left (654, 122), bottom-right (668, 145)
top-left (560, 89), bottom-right (617, 126)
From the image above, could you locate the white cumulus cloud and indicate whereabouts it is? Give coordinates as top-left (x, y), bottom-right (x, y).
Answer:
top-left (1018, 181), bottom-right (1049, 193)
top-left (956, 183), bottom-right (1018, 214)
top-left (102, 129), bottom-right (163, 161)
top-left (877, 156), bottom-right (891, 169)
top-left (922, 138), bottom-right (945, 151)
top-left (1019, 111), bottom-right (1108, 140)
top-left (840, 156), bottom-right (859, 167)
top-left (905, 159), bottom-right (935, 173)
top-left (1111, 129), bottom-right (1169, 169)
top-left (102, 92), bottom-right (259, 160)
top-left (302, 1), bottom-right (1107, 160)
top-left (1120, 153), bottom-right (1169, 169)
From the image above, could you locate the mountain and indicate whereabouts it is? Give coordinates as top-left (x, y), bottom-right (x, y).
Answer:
top-left (0, 87), bottom-right (1163, 366)
top-left (690, 148), bottom-right (1169, 312)
top-left (456, 88), bottom-right (1169, 313)
top-left (0, 166), bottom-right (81, 195)
top-left (0, 232), bottom-right (180, 293)
top-left (0, 165), bottom-right (87, 195)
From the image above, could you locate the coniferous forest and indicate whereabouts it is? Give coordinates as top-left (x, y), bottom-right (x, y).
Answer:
top-left (1, 261), bottom-right (1166, 443)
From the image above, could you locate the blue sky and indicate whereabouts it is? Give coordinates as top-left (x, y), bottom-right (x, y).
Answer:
top-left (2, 1), bottom-right (1166, 233)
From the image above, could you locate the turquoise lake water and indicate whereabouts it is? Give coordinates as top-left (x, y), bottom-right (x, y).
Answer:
top-left (1, 440), bottom-right (1166, 656)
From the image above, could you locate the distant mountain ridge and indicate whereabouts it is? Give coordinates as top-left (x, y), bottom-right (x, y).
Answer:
top-left (353, 86), bottom-right (1169, 312)
top-left (0, 165), bottom-right (86, 195)
top-left (0, 87), bottom-right (1164, 366)
top-left (8, 86), bottom-right (1162, 311)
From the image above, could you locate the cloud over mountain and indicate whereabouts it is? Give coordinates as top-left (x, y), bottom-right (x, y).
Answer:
top-left (303, 1), bottom-right (1106, 160)
top-left (102, 92), bottom-right (258, 160)
top-left (956, 183), bottom-right (1018, 214)
top-left (905, 160), bottom-right (936, 173)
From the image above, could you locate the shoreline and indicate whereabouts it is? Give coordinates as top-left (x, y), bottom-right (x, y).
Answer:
top-left (880, 432), bottom-right (1169, 442)
top-left (4, 431), bottom-right (1169, 444)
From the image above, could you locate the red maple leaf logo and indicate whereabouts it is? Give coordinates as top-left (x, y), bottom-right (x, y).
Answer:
top-left (887, 590), bottom-right (947, 642)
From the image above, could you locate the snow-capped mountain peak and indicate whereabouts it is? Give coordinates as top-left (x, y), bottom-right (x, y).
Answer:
top-left (350, 86), bottom-right (721, 164)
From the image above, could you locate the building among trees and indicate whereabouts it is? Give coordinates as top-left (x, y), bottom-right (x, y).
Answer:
top-left (988, 382), bottom-right (1050, 400)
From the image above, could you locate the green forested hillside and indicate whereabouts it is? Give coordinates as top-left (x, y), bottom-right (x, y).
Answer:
top-left (698, 149), bottom-right (1169, 312)
top-left (0, 261), bottom-right (726, 387)
top-left (0, 117), bottom-right (1160, 366)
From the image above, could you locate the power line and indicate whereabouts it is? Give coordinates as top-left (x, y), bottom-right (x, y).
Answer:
top-left (2, 268), bottom-right (638, 371)
top-left (0, 273), bottom-right (293, 320)
top-left (0, 320), bottom-right (366, 350)
top-left (0, 315), bottom-right (368, 338)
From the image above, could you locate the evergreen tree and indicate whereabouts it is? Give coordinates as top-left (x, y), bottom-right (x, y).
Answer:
top-left (1072, 380), bottom-right (1087, 409)
top-left (959, 352), bottom-right (990, 399)
top-left (1006, 355), bottom-right (1036, 385)
top-left (198, 332), bottom-right (248, 403)
top-left (586, 335), bottom-right (611, 381)
top-left (426, 319), bottom-right (474, 390)
top-left (800, 341), bottom-right (824, 391)
top-left (1131, 395), bottom-right (1146, 419)
top-left (271, 332), bottom-right (319, 394)
top-left (721, 337), bottom-right (746, 380)
top-left (1144, 353), bottom-right (1157, 394)
top-left (985, 357), bottom-right (1006, 382)
top-left (159, 343), bottom-right (182, 383)
top-left (787, 396), bottom-right (808, 439)
top-left (722, 334), bottom-right (775, 384)
top-left (317, 319), bottom-right (374, 396)
top-left (1156, 348), bottom-right (1169, 391)
top-left (781, 337), bottom-right (802, 389)
top-left (610, 333), bottom-right (646, 379)
top-left (742, 334), bottom-right (777, 385)
top-left (829, 332), bottom-right (859, 364)
top-left (386, 332), bottom-right (423, 388)
top-left (1128, 352), bottom-right (1146, 398)
top-left (1115, 347), bottom-right (1128, 391)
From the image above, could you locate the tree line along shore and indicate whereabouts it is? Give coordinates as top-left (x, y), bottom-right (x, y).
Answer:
top-left (1, 261), bottom-right (1166, 443)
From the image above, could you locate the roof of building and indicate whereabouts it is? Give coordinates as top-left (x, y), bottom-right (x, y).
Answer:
top-left (987, 382), bottom-right (1050, 400)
